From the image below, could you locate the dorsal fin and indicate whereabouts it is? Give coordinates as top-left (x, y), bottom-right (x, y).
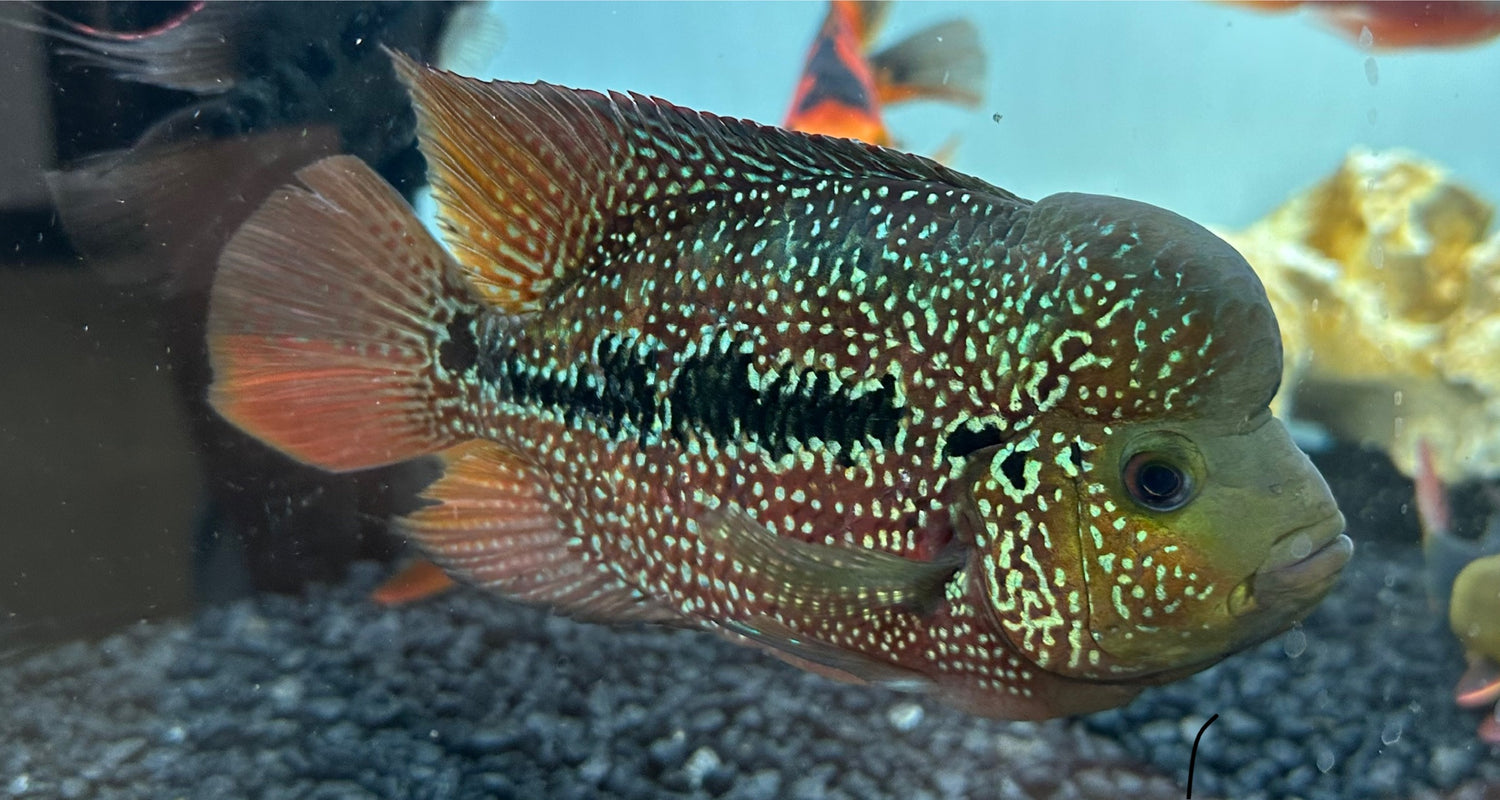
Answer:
top-left (387, 49), bottom-right (1018, 314)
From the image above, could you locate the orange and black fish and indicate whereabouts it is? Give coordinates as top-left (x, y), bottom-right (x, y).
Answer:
top-left (783, 1), bottom-right (983, 147)
top-left (1226, 1), bottom-right (1500, 50)
top-left (207, 50), bottom-right (1350, 719)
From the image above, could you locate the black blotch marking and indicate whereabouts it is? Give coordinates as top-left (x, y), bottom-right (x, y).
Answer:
top-left (1057, 335), bottom-right (1089, 368)
top-left (794, 28), bottom-right (873, 119)
top-left (480, 333), bottom-right (660, 442)
top-left (1000, 448), bottom-right (1029, 490)
top-left (438, 313), bottom-right (479, 375)
top-left (595, 335), bottom-right (661, 439)
top-left (1068, 441), bottom-right (1085, 471)
top-left (487, 329), bottom-right (905, 456)
top-left (669, 337), bottom-right (903, 460)
top-left (668, 345), bottom-right (754, 445)
top-left (945, 422), bottom-right (1004, 458)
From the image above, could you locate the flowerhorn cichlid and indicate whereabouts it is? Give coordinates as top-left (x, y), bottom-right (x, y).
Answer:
top-left (205, 49), bottom-right (1351, 719)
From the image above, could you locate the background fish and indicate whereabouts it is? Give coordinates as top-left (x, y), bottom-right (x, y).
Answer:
top-left (206, 51), bottom-right (1350, 719)
top-left (783, 1), bottom-right (983, 150)
top-left (1225, 1), bottom-right (1500, 50)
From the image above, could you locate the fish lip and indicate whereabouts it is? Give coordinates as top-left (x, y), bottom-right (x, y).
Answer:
top-left (1258, 513), bottom-right (1348, 575)
top-left (1249, 513), bottom-right (1352, 604)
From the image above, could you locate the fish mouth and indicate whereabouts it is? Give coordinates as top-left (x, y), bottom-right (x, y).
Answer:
top-left (1245, 513), bottom-right (1352, 608)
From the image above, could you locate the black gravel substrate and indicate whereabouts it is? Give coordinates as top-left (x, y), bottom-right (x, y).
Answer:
top-left (2, 540), bottom-right (1497, 800)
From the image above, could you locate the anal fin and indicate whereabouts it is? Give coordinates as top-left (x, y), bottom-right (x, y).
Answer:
top-left (370, 559), bottom-right (456, 606)
top-left (398, 441), bottom-right (675, 623)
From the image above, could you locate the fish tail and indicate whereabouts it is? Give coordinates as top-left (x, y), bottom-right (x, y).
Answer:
top-left (16, 2), bottom-right (247, 94)
top-left (207, 154), bottom-right (482, 472)
top-left (870, 18), bottom-right (986, 108)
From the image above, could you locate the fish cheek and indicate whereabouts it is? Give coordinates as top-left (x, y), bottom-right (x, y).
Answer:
top-left (1068, 426), bottom-right (1253, 676)
top-left (963, 438), bottom-right (1094, 678)
top-left (1076, 420), bottom-right (1326, 675)
top-left (1078, 503), bottom-right (1250, 674)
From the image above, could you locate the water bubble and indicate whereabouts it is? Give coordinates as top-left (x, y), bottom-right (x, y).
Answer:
top-left (1364, 57), bottom-right (1379, 86)
top-left (1394, 390), bottom-right (1403, 407)
top-left (1283, 626), bottom-right (1308, 658)
top-left (1358, 25), bottom-right (1374, 49)
top-left (1317, 748), bottom-right (1336, 773)
top-left (1380, 718), bottom-right (1403, 745)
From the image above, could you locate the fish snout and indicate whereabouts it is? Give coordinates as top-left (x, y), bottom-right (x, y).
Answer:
top-left (1247, 512), bottom-right (1352, 610)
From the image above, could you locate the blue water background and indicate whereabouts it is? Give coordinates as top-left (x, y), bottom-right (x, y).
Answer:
top-left (429, 1), bottom-right (1500, 230)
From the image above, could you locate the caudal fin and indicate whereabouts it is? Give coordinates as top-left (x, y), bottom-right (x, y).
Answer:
top-left (871, 18), bottom-right (986, 108)
top-left (207, 154), bottom-right (482, 472)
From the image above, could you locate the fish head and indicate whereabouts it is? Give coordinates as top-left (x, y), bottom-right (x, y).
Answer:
top-left (961, 192), bottom-right (1349, 687)
top-left (1068, 411), bottom-right (1347, 679)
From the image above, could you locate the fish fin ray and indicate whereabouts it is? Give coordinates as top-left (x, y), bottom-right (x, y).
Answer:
top-left (370, 559), bottom-right (456, 606)
top-left (718, 615), bottom-right (932, 691)
top-left (871, 18), bottom-right (986, 108)
top-left (702, 506), bottom-right (959, 616)
top-left (399, 441), bottom-right (678, 623)
top-left (19, 2), bottom-right (247, 94)
top-left (207, 154), bottom-right (478, 472)
top-left (1455, 655), bottom-right (1500, 708)
top-left (47, 126), bottom-right (339, 295)
top-left (386, 49), bottom-right (1016, 314)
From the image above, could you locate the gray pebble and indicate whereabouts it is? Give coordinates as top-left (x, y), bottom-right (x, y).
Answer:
top-left (1428, 744), bottom-right (1477, 789)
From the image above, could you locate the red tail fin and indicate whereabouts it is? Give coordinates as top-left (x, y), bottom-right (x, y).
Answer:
top-left (207, 155), bottom-right (481, 472)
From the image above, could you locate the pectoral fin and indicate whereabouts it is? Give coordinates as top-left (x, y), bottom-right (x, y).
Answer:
top-left (719, 615), bottom-right (932, 692)
top-left (699, 506), bottom-right (961, 617)
top-left (695, 507), bottom-right (959, 689)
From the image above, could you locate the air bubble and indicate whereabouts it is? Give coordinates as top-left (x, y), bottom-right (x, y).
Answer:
top-left (1317, 748), bottom-right (1336, 773)
top-left (1283, 626), bottom-right (1307, 658)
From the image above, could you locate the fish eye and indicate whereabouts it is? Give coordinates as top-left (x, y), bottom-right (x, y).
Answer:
top-left (1122, 452), bottom-right (1193, 511)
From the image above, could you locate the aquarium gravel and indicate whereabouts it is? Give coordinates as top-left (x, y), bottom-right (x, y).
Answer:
top-left (1, 539), bottom-right (1495, 800)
